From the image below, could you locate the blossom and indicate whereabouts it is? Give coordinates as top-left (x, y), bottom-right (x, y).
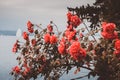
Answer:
top-left (58, 41), bottom-right (66, 55)
top-left (101, 22), bottom-right (118, 39)
top-left (65, 29), bottom-right (76, 41)
top-left (67, 12), bottom-right (81, 27)
top-left (47, 24), bottom-right (53, 32)
top-left (115, 39), bottom-right (120, 51)
top-left (69, 41), bottom-right (86, 61)
top-left (44, 33), bottom-right (50, 43)
top-left (67, 25), bottom-right (73, 31)
top-left (114, 39), bottom-right (120, 57)
top-left (28, 27), bottom-right (34, 33)
top-left (27, 21), bottom-right (33, 29)
top-left (27, 21), bottom-right (34, 33)
top-left (12, 66), bottom-right (20, 74)
top-left (70, 15), bottom-right (81, 27)
top-left (31, 39), bottom-right (36, 46)
top-left (12, 40), bottom-right (19, 53)
top-left (23, 67), bottom-right (30, 76)
top-left (23, 32), bottom-right (29, 40)
top-left (80, 33), bottom-right (84, 38)
top-left (67, 12), bottom-right (72, 21)
top-left (50, 35), bottom-right (57, 44)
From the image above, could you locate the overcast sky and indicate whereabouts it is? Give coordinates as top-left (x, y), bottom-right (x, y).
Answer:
top-left (0, 0), bottom-right (95, 31)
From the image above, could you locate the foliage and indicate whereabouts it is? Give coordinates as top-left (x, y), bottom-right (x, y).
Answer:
top-left (11, 0), bottom-right (120, 80)
top-left (67, 0), bottom-right (120, 30)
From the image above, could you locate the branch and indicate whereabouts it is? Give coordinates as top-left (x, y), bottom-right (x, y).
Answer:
top-left (82, 22), bottom-right (97, 42)
top-left (71, 74), bottom-right (88, 80)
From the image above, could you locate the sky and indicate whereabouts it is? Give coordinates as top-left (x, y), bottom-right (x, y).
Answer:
top-left (0, 0), bottom-right (95, 31)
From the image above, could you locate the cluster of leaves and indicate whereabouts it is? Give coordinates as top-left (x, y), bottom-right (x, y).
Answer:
top-left (11, 6), bottom-right (120, 80)
top-left (67, 0), bottom-right (120, 30)
top-left (11, 12), bottom-right (97, 80)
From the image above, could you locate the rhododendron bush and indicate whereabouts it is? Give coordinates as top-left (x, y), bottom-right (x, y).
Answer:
top-left (11, 11), bottom-right (120, 80)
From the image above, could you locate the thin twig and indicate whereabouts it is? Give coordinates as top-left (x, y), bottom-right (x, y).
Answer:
top-left (35, 24), bottom-right (43, 30)
top-left (71, 74), bottom-right (88, 80)
top-left (51, 22), bottom-right (60, 36)
top-left (82, 22), bottom-right (97, 42)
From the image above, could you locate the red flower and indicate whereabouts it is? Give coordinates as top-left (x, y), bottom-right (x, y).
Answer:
top-left (114, 39), bottom-right (120, 57)
top-left (68, 30), bottom-right (76, 41)
top-left (23, 67), bottom-right (30, 76)
top-left (67, 25), bottom-right (73, 31)
top-left (50, 35), bottom-right (57, 44)
top-left (69, 41), bottom-right (81, 55)
top-left (70, 15), bottom-right (81, 27)
top-left (28, 27), bottom-right (34, 33)
top-left (101, 22), bottom-right (118, 39)
top-left (23, 32), bottom-right (29, 40)
top-left (27, 21), bottom-right (33, 29)
top-left (47, 24), bottom-right (53, 32)
top-left (58, 42), bottom-right (66, 55)
top-left (31, 39), bottom-right (36, 46)
top-left (69, 41), bottom-right (86, 61)
top-left (44, 33), bottom-right (50, 43)
top-left (80, 33), bottom-right (84, 38)
top-left (12, 40), bottom-right (19, 53)
top-left (67, 12), bottom-right (72, 21)
top-left (101, 31), bottom-right (118, 39)
top-left (115, 39), bottom-right (120, 51)
top-left (114, 50), bottom-right (120, 55)
top-left (65, 29), bottom-right (76, 41)
top-left (27, 21), bottom-right (34, 33)
top-left (12, 66), bottom-right (20, 74)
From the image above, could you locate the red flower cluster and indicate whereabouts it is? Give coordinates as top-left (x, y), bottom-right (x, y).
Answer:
top-left (47, 24), bottom-right (53, 32)
top-left (67, 12), bottom-right (81, 27)
top-left (27, 21), bottom-right (34, 33)
top-left (23, 32), bottom-right (29, 40)
top-left (22, 63), bottom-right (30, 76)
top-left (101, 22), bottom-right (118, 39)
top-left (12, 40), bottom-right (19, 53)
top-left (12, 66), bottom-right (20, 74)
top-left (114, 39), bottom-right (120, 57)
top-left (44, 33), bottom-right (57, 44)
top-left (50, 35), bottom-right (57, 44)
top-left (65, 29), bottom-right (77, 41)
top-left (31, 39), bottom-right (36, 46)
top-left (69, 41), bottom-right (86, 61)
top-left (58, 38), bottom-right (66, 55)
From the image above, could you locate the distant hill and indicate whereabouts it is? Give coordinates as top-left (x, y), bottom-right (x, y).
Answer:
top-left (0, 30), bottom-right (16, 36)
